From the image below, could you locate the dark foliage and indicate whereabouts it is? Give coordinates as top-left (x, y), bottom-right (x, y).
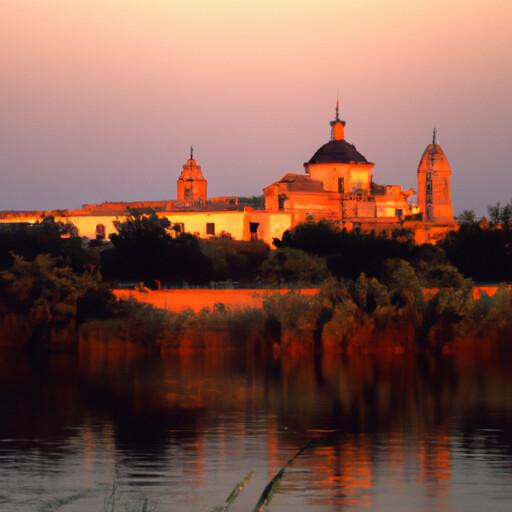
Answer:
top-left (200, 239), bottom-right (269, 282)
top-left (237, 195), bottom-right (265, 209)
top-left (0, 254), bottom-right (116, 348)
top-left (0, 217), bottom-right (96, 273)
top-left (440, 224), bottom-right (512, 282)
top-left (101, 212), bottom-right (212, 284)
top-left (275, 221), bottom-right (417, 280)
top-left (259, 248), bottom-right (328, 285)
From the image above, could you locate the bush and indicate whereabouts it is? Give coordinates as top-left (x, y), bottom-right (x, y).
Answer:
top-left (0, 217), bottom-right (96, 273)
top-left (101, 212), bottom-right (212, 284)
top-left (274, 220), bottom-right (415, 280)
top-left (439, 225), bottom-right (512, 282)
top-left (0, 254), bottom-right (115, 347)
top-left (259, 248), bottom-right (329, 285)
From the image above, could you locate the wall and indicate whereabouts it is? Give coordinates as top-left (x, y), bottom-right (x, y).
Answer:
top-left (114, 288), bottom-right (319, 312)
top-left (115, 286), bottom-right (507, 313)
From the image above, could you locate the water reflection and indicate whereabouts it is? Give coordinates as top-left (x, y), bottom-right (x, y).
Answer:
top-left (0, 346), bottom-right (512, 511)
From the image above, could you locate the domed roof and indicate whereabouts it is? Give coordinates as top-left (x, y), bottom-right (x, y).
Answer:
top-left (417, 143), bottom-right (451, 174)
top-left (308, 139), bottom-right (368, 164)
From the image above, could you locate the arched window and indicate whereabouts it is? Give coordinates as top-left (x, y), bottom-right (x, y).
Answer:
top-left (95, 223), bottom-right (106, 240)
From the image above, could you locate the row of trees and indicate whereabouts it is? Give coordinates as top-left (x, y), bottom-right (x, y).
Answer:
top-left (458, 198), bottom-right (512, 228)
top-left (1, 207), bottom-right (512, 287)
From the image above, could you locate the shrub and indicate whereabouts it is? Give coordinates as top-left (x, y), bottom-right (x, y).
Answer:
top-left (0, 254), bottom-right (114, 347)
top-left (102, 211), bottom-right (212, 284)
top-left (259, 248), bottom-right (329, 285)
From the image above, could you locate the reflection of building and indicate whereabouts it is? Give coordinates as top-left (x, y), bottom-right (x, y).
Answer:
top-left (0, 104), bottom-right (456, 244)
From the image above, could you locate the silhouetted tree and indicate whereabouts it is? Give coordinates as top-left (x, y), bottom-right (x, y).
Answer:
top-left (260, 248), bottom-right (329, 285)
top-left (457, 209), bottom-right (477, 226)
top-left (439, 224), bottom-right (512, 282)
top-left (0, 216), bottom-right (95, 272)
top-left (101, 212), bottom-right (212, 284)
top-left (275, 220), bottom-right (415, 280)
top-left (0, 254), bottom-right (114, 348)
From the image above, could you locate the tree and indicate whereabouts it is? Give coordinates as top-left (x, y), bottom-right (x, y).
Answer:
top-left (381, 259), bottom-right (423, 310)
top-left (259, 248), bottom-right (329, 285)
top-left (439, 225), bottom-right (512, 282)
top-left (457, 209), bottom-right (477, 226)
top-left (488, 202), bottom-right (502, 226)
top-left (0, 216), bottom-right (94, 272)
top-left (500, 202), bottom-right (512, 229)
top-left (102, 211), bottom-right (212, 284)
top-left (274, 220), bottom-right (342, 257)
top-left (274, 220), bottom-right (415, 280)
top-left (0, 254), bottom-right (115, 347)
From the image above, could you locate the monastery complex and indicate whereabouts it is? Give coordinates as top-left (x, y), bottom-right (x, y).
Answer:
top-left (0, 107), bottom-right (456, 245)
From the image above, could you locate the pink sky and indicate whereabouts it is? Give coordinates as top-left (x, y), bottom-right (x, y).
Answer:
top-left (1, 0), bottom-right (511, 214)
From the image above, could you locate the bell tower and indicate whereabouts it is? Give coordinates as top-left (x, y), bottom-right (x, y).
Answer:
top-left (417, 129), bottom-right (454, 224)
top-left (177, 146), bottom-right (208, 205)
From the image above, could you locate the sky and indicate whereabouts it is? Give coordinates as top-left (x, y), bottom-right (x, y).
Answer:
top-left (1, 0), bottom-right (511, 215)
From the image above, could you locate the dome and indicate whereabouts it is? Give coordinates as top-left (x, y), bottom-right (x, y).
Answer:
top-left (178, 158), bottom-right (206, 181)
top-left (308, 139), bottom-right (368, 164)
top-left (417, 143), bottom-right (451, 174)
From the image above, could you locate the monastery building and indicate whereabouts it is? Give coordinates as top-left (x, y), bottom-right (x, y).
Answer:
top-left (0, 106), bottom-right (456, 245)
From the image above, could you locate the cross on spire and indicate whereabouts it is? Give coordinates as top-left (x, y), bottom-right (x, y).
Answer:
top-left (190, 145), bottom-right (194, 160)
top-left (335, 96), bottom-right (340, 121)
top-left (432, 127), bottom-right (437, 145)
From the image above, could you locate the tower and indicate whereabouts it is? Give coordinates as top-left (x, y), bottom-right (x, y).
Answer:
top-left (177, 147), bottom-right (207, 205)
top-left (417, 130), bottom-right (454, 224)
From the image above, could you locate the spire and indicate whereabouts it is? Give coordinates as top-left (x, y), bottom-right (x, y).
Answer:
top-left (432, 127), bottom-right (437, 145)
top-left (190, 145), bottom-right (194, 160)
top-left (330, 95), bottom-right (346, 141)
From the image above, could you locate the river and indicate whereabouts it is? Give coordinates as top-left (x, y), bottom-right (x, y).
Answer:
top-left (1, 345), bottom-right (511, 511)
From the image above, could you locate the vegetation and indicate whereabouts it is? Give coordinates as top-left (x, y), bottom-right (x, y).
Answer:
top-left (439, 224), bottom-right (512, 282)
top-left (199, 239), bottom-right (269, 283)
top-left (101, 211), bottom-right (213, 285)
top-left (1, 202), bottom-right (512, 352)
top-left (237, 195), bottom-right (265, 209)
top-left (0, 254), bottom-right (115, 349)
top-left (259, 247), bottom-right (328, 285)
top-left (0, 216), bottom-right (96, 273)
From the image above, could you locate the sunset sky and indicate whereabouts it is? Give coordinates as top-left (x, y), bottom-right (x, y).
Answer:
top-left (1, 0), bottom-right (511, 214)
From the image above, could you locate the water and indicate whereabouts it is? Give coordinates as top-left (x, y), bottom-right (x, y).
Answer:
top-left (1, 348), bottom-right (512, 511)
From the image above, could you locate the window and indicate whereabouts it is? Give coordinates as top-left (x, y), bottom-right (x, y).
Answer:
top-left (278, 194), bottom-right (287, 210)
top-left (206, 222), bottom-right (215, 235)
top-left (173, 223), bottom-right (185, 234)
top-left (338, 177), bottom-right (345, 193)
top-left (184, 187), bottom-right (193, 201)
top-left (249, 222), bottom-right (259, 241)
top-left (95, 224), bottom-right (106, 240)
top-left (395, 209), bottom-right (403, 219)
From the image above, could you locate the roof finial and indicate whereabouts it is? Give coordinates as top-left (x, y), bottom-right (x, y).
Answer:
top-left (432, 127), bottom-right (437, 145)
top-left (190, 145), bottom-right (194, 160)
top-left (335, 93), bottom-right (340, 121)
